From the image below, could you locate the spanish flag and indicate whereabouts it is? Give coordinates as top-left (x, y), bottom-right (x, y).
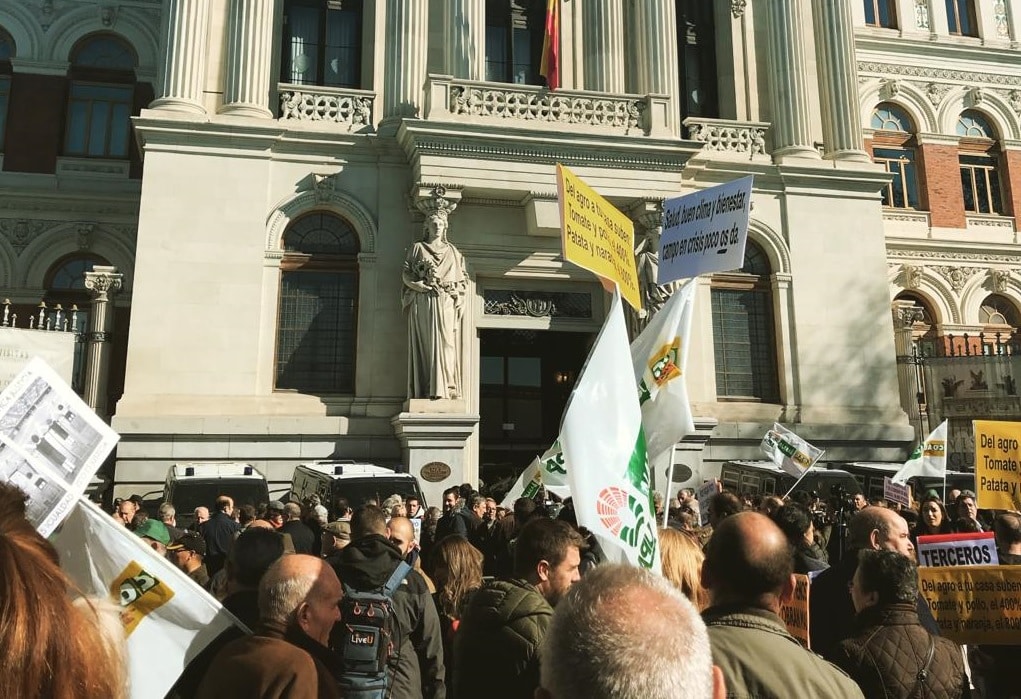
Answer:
top-left (539, 0), bottom-right (560, 90)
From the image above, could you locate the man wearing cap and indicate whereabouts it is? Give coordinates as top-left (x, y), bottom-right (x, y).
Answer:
top-left (321, 520), bottom-right (351, 564)
top-left (168, 532), bottom-right (211, 589)
top-left (265, 500), bottom-right (286, 529)
top-left (135, 518), bottom-right (172, 554)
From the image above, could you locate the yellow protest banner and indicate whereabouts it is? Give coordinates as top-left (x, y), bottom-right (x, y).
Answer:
top-left (555, 164), bottom-right (641, 311)
top-left (973, 420), bottom-right (1021, 511)
top-left (918, 566), bottom-right (1021, 644)
top-left (779, 573), bottom-right (810, 648)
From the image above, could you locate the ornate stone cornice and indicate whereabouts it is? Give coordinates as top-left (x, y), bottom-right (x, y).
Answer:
top-left (887, 249), bottom-right (1021, 264)
top-left (858, 62), bottom-right (1021, 87)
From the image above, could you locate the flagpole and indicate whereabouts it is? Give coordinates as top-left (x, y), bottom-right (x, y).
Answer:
top-left (662, 445), bottom-right (675, 528)
top-left (782, 466), bottom-right (814, 500)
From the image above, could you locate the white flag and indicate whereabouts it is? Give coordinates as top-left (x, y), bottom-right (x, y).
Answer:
top-left (500, 456), bottom-right (543, 509)
top-left (632, 279), bottom-right (697, 460)
top-left (561, 292), bottom-right (661, 572)
top-left (892, 420), bottom-right (948, 485)
top-left (53, 500), bottom-right (246, 699)
top-left (761, 423), bottom-right (824, 479)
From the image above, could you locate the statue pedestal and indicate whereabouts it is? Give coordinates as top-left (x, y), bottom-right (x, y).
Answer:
top-left (392, 409), bottom-right (479, 509)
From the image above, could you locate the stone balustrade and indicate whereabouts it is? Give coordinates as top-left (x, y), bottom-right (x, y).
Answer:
top-left (425, 75), bottom-right (672, 137)
top-left (277, 84), bottom-right (376, 131)
top-left (683, 117), bottom-right (772, 161)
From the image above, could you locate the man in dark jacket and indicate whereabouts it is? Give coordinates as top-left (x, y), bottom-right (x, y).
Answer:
top-left (810, 505), bottom-right (939, 661)
top-left (771, 503), bottom-right (828, 574)
top-left (281, 502), bottom-right (317, 555)
top-left (331, 505), bottom-right (445, 699)
top-left (454, 517), bottom-right (585, 699)
top-left (701, 512), bottom-right (863, 699)
top-left (201, 495), bottom-right (241, 576)
top-left (833, 550), bottom-right (968, 698)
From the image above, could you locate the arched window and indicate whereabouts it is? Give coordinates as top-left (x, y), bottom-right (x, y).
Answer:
top-left (871, 103), bottom-right (919, 209)
top-left (864, 0), bottom-right (897, 28)
top-left (946, 0), bottom-right (977, 36)
top-left (0, 27), bottom-right (14, 153)
top-left (65, 34), bottom-right (137, 159)
top-left (956, 110), bottom-right (1002, 215)
top-left (275, 212), bottom-right (360, 394)
top-left (485, 0), bottom-right (545, 85)
top-left (710, 241), bottom-right (780, 402)
top-left (280, 0), bottom-right (363, 88)
top-left (979, 294), bottom-right (1020, 353)
top-left (677, 0), bottom-right (718, 119)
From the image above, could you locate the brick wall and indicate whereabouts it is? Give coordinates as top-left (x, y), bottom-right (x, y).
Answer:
top-left (1000, 149), bottom-right (1021, 219)
top-left (917, 142), bottom-right (966, 229)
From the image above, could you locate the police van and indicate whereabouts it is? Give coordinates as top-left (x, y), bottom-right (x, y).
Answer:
top-left (718, 460), bottom-right (860, 501)
top-left (831, 461), bottom-right (975, 503)
top-left (162, 462), bottom-right (270, 528)
top-left (289, 461), bottom-right (425, 516)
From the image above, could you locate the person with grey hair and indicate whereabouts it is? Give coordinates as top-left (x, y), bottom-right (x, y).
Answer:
top-left (281, 501), bottom-right (316, 555)
top-left (159, 502), bottom-right (185, 541)
top-left (833, 550), bottom-right (967, 699)
top-left (536, 563), bottom-right (724, 699)
top-left (195, 554), bottom-right (343, 698)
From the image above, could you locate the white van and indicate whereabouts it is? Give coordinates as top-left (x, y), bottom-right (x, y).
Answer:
top-left (163, 462), bottom-right (270, 528)
top-left (290, 461), bottom-right (425, 516)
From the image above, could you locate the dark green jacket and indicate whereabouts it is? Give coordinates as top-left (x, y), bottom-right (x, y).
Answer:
top-left (452, 579), bottom-right (552, 699)
top-left (703, 604), bottom-right (864, 699)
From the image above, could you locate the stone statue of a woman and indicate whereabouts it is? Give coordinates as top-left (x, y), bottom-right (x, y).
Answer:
top-left (402, 209), bottom-right (468, 400)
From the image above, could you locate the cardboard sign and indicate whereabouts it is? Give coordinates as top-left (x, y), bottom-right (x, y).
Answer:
top-left (658, 176), bottom-right (752, 283)
top-left (973, 420), bottom-right (1021, 511)
top-left (916, 532), bottom-right (999, 568)
top-left (918, 566), bottom-right (1021, 644)
top-left (779, 573), bottom-right (811, 648)
top-left (694, 479), bottom-right (720, 527)
top-left (883, 476), bottom-right (911, 507)
top-left (556, 164), bottom-right (641, 311)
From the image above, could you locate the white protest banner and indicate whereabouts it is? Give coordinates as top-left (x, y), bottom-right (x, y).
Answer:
top-left (500, 455), bottom-right (547, 508)
top-left (892, 420), bottom-right (947, 485)
top-left (761, 423), bottom-right (824, 479)
top-left (0, 327), bottom-right (75, 392)
top-left (561, 292), bottom-right (660, 572)
top-left (633, 279), bottom-right (697, 460)
top-left (916, 532), bottom-right (999, 568)
top-left (54, 500), bottom-right (247, 699)
top-left (883, 476), bottom-right (911, 507)
top-left (658, 176), bottom-right (753, 284)
top-left (695, 479), bottom-right (721, 527)
top-left (0, 357), bottom-right (119, 536)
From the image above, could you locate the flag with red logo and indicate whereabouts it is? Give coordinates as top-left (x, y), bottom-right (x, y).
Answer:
top-left (539, 0), bottom-right (560, 90)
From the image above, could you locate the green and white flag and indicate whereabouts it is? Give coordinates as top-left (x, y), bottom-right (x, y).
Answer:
top-left (561, 291), bottom-right (660, 572)
top-left (892, 420), bottom-right (948, 484)
top-left (500, 280), bottom-right (697, 508)
top-left (761, 423), bottom-right (824, 479)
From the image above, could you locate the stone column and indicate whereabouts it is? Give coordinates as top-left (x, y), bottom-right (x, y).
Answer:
top-left (445, 0), bottom-right (486, 80)
top-left (383, 0), bottom-right (429, 120)
top-left (764, 0), bottom-right (818, 159)
top-left (632, 0), bottom-right (680, 133)
top-left (583, 0), bottom-right (626, 93)
top-left (83, 266), bottom-right (123, 418)
top-left (220, 0), bottom-right (275, 117)
top-left (811, 0), bottom-right (870, 161)
top-left (150, 0), bottom-right (210, 114)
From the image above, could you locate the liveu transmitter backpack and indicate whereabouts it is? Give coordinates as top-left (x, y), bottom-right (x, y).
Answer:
top-left (337, 561), bottom-right (412, 699)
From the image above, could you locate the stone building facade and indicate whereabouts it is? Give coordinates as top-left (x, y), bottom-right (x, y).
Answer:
top-left (0, 0), bottom-right (1016, 503)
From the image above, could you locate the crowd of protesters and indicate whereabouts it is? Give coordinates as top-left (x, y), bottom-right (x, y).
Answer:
top-left (2, 474), bottom-right (1019, 699)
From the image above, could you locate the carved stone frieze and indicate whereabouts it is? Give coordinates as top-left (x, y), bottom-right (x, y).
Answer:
top-left (965, 87), bottom-right (984, 108)
top-left (450, 86), bottom-right (643, 133)
top-left (879, 79), bottom-right (900, 100)
top-left (0, 219), bottom-right (46, 254)
top-left (989, 268), bottom-right (1011, 292)
top-left (920, 82), bottom-right (952, 107)
top-left (902, 264), bottom-right (922, 290)
top-left (312, 173), bottom-right (337, 204)
top-left (77, 223), bottom-right (94, 250)
top-left (483, 290), bottom-right (592, 319)
top-left (101, 5), bottom-right (117, 27)
top-left (933, 265), bottom-right (981, 292)
top-left (915, 0), bottom-right (930, 30)
top-left (730, 0), bottom-right (747, 19)
top-left (995, 0), bottom-right (1010, 38)
top-left (889, 249), bottom-right (1021, 264)
top-left (860, 62), bottom-right (1021, 88)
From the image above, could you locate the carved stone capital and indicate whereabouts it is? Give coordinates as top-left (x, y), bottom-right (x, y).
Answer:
top-left (84, 265), bottom-right (123, 302)
top-left (627, 198), bottom-right (665, 233)
top-left (731, 0), bottom-right (747, 18)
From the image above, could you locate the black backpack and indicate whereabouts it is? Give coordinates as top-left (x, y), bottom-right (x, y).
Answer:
top-left (336, 561), bottom-right (412, 699)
